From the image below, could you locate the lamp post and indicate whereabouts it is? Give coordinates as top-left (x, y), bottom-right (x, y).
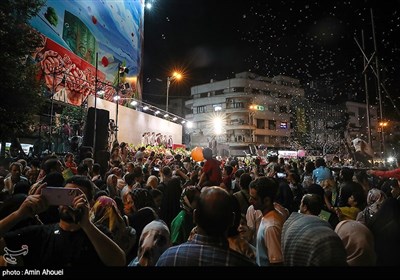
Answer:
top-left (114, 64), bottom-right (129, 142)
top-left (48, 70), bottom-right (56, 152)
top-left (166, 71), bottom-right (182, 112)
top-left (93, 52), bottom-right (98, 155)
top-left (115, 64), bottom-right (120, 143)
top-left (379, 121), bottom-right (388, 163)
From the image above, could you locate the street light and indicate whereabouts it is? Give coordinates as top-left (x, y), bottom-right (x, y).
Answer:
top-left (94, 52), bottom-right (99, 155)
top-left (379, 121), bottom-right (388, 163)
top-left (166, 71), bottom-right (182, 112)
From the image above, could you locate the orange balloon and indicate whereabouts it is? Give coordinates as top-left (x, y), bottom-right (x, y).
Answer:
top-left (191, 147), bottom-right (204, 162)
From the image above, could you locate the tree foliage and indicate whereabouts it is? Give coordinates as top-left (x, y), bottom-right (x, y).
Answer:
top-left (60, 105), bottom-right (86, 127)
top-left (0, 0), bottom-right (46, 140)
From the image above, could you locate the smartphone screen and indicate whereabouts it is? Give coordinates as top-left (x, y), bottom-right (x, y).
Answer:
top-left (41, 187), bottom-right (78, 206)
top-left (277, 173), bottom-right (286, 178)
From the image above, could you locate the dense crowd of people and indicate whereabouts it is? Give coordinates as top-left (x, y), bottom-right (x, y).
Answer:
top-left (0, 143), bottom-right (399, 267)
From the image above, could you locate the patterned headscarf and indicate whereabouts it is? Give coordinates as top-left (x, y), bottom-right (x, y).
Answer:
top-left (90, 196), bottom-right (122, 230)
top-left (356, 188), bottom-right (387, 226)
top-left (90, 196), bottom-right (136, 253)
top-left (180, 186), bottom-right (200, 213)
top-left (128, 220), bottom-right (171, 266)
top-left (366, 188), bottom-right (386, 215)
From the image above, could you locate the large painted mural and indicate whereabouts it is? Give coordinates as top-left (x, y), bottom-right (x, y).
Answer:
top-left (29, 0), bottom-right (144, 106)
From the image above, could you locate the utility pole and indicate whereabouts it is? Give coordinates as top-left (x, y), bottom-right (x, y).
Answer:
top-left (115, 63), bottom-right (120, 142)
top-left (361, 30), bottom-right (372, 148)
top-left (371, 9), bottom-right (385, 162)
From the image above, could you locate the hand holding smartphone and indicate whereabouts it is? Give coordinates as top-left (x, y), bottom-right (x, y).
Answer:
top-left (41, 187), bottom-right (79, 206)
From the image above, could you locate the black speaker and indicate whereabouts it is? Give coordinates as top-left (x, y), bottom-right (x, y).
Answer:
top-left (83, 107), bottom-right (109, 154)
top-left (95, 150), bottom-right (110, 177)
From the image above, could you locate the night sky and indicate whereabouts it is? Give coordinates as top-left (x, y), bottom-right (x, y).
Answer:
top-left (142, 0), bottom-right (400, 119)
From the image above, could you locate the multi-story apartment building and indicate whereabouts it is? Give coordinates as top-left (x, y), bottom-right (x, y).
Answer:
top-left (183, 71), bottom-right (384, 159)
top-left (185, 72), bottom-right (304, 156)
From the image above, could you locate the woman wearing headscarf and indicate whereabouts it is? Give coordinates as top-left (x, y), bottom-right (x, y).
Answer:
top-left (356, 188), bottom-right (387, 227)
top-left (128, 220), bottom-right (171, 266)
top-left (335, 220), bottom-right (376, 266)
top-left (122, 189), bottom-right (157, 261)
top-left (170, 186), bottom-right (200, 245)
top-left (123, 188), bottom-right (156, 226)
top-left (106, 174), bottom-right (118, 199)
top-left (90, 196), bottom-right (136, 259)
top-left (129, 207), bottom-right (159, 261)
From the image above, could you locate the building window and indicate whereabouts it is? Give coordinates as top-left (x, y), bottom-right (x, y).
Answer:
top-left (200, 92), bottom-right (208, 98)
top-left (213, 104), bottom-right (222, 111)
top-left (262, 90), bottom-right (272, 96)
top-left (269, 136), bottom-right (277, 144)
top-left (279, 106), bottom-right (288, 113)
top-left (281, 136), bottom-right (289, 144)
top-left (232, 87), bottom-right (245, 93)
top-left (233, 102), bottom-right (244, 108)
top-left (256, 119), bottom-right (265, 129)
top-left (268, 120), bottom-right (276, 130)
top-left (268, 105), bottom-right (276, 112)
top-left (256, 135), bottom-right (265, 143)
top-left (197, 106), bottom-right (206, 113)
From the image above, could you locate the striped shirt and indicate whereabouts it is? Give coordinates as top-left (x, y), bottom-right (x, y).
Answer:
top-left (281, 212), bottom-right (347, 266)
top-left (156, 233), bottom-right (256, 266)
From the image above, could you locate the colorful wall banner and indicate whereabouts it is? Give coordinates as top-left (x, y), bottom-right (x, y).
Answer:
top-left (29, 0), bottom-right (144, 106)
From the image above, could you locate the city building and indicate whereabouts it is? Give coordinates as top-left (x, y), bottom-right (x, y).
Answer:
top-left (184, 71), bottom-right (384, 160)
top-left (185, 72), bottom-right (304, 156)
